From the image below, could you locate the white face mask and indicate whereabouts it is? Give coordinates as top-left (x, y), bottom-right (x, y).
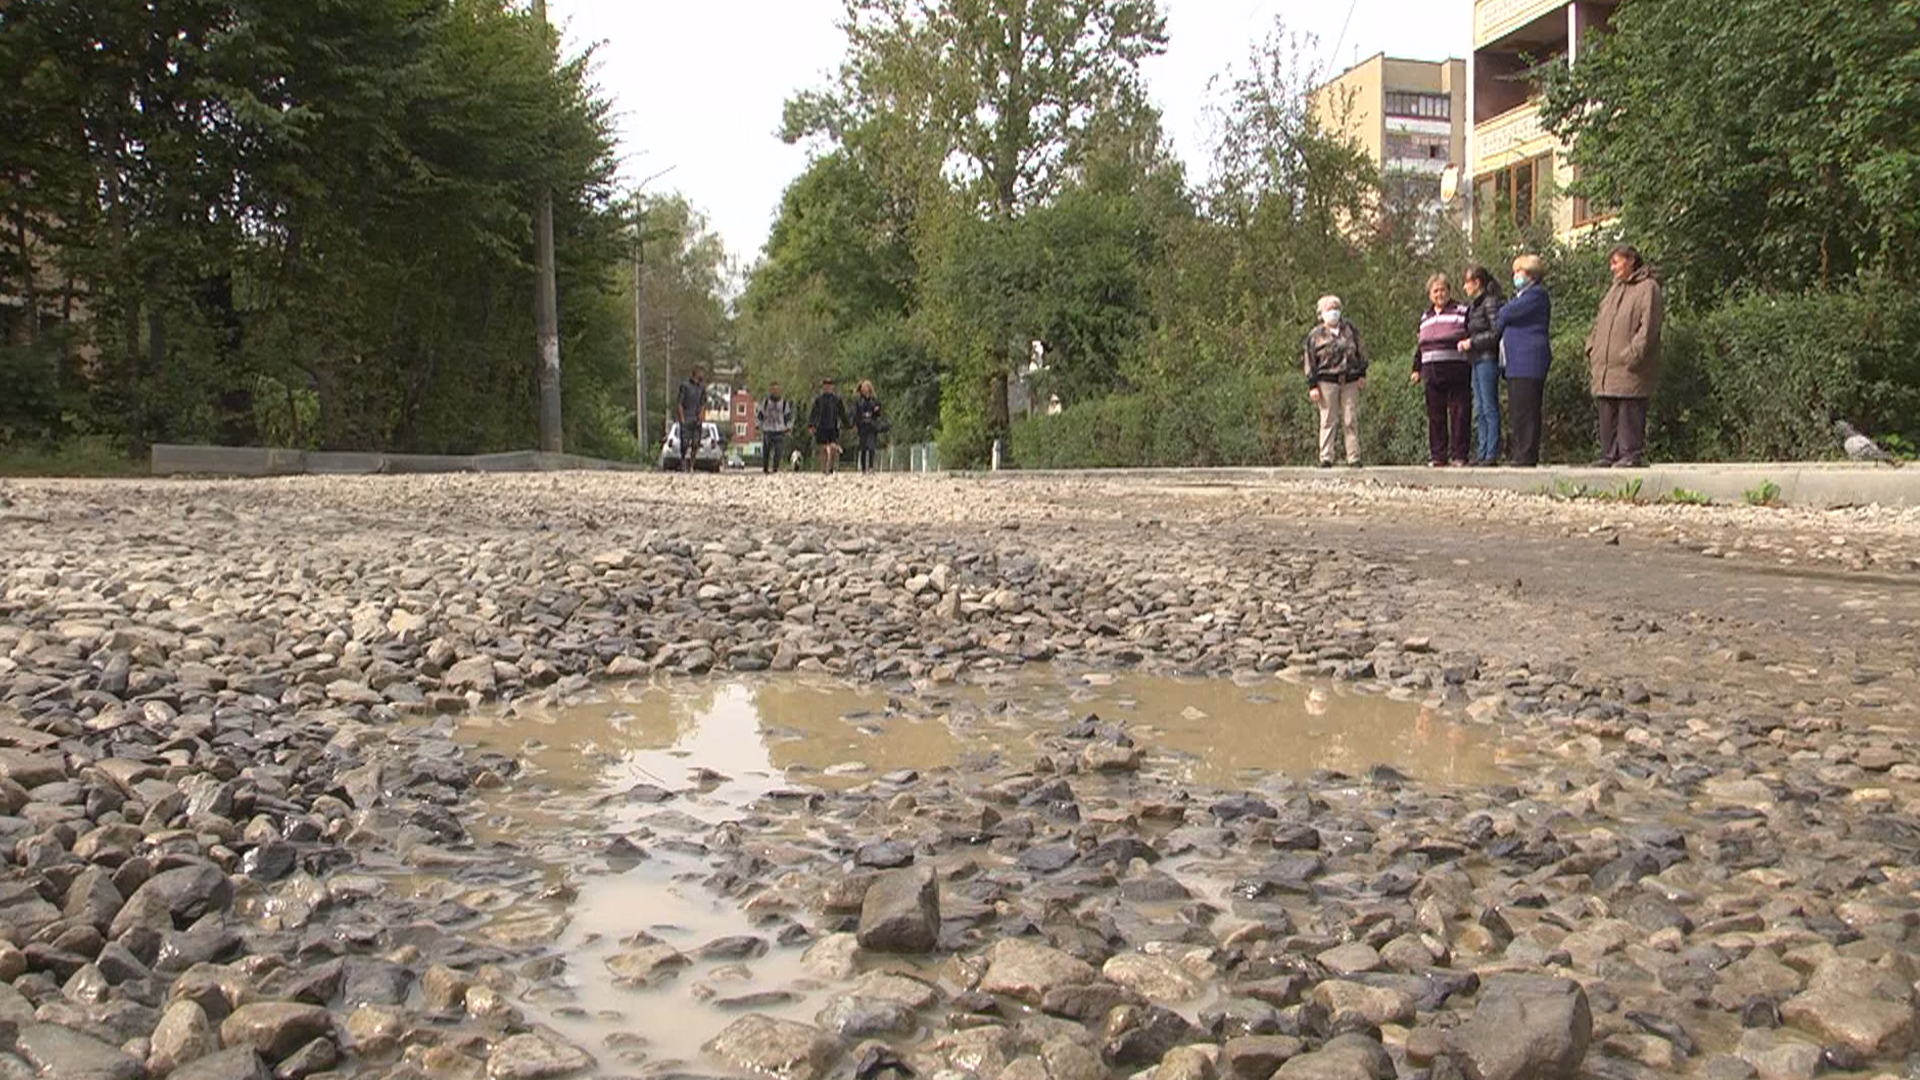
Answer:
top-left (1321, 309), bottom-right (1342, 327)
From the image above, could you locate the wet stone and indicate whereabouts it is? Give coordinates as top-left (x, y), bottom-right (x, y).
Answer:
top-left (1272, 1034), bottom-right (1392, 1080)
top-left (171, 1048), bottom-right (271, 1080)
top-left (219, 1002), bottom-right (335, 1063)
top-left (979, 939), bottom-right (1099, 1006)
top-left (854, 840), bottom-right (915, 869)
top-left (704, 1015), bottom-right (843, 1080)
top-left (13, 1022), bottom-right (143, 1080)
top-left (1103, 1004), bottom-right (1207, 1068)
top-left (1223, 1036), bottom-right (1304, 1080)
top-left (1735, 1029), bottom-right (1822, 1080)
top-left (485, 1030), bottom-right (596, 1080)
top-left (1443, 975), bottom-right (1592, 1080)
top-left (149, 998), bottom-right (217, 1076)
top-left (856, 865), bottom-right (939, 954)
top-left (816, 996), bottom-right (915, 1039)
top-left (1316, 943), bottom-right (1381, 977)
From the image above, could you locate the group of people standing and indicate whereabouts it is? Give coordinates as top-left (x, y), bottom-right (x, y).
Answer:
top-left (675, 369), bottom-right (888, 476)
top-left (1302, 243), bottom-right (1666, 469)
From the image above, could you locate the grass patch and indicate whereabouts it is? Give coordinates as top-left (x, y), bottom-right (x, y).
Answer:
top-left (1662, 487), bottom-right (1713, 506)
top-left (0, 437), bottom-right (144, 478)
top-left (1743, 480), bottom-right (1784, 507)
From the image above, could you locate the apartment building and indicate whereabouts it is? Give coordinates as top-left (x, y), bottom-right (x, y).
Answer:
top-left (1469, 0), bottom-right (1618, 238)
top-left (1312, 54), bottom-right (1468, 227)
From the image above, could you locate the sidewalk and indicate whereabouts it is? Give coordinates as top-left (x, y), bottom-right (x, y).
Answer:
top-left (1011, 462), bottom-right (1920, 509)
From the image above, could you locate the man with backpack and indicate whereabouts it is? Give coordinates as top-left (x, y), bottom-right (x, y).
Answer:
top-left (756, 382), bottom-right (795, 474)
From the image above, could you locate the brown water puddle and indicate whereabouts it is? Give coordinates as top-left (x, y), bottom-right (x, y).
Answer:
top-left (441, 674), bottom-right (1513, 1077)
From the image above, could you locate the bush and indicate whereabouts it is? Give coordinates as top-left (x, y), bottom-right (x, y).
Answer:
top-left (1012, 369), bottom-right (1434, 469)
top-left (0, 436), bottom-right (142, 477)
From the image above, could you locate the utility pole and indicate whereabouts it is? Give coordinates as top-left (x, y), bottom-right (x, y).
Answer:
top-left (532, 0), bottom-right (563, 453)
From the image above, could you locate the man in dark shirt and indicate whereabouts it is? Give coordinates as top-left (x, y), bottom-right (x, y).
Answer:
top-left (675, 366), bottom-right (707, 471)
top-left (808, 376), bottom-right (849, 474)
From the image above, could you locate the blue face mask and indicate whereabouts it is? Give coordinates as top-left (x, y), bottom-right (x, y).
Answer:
top-left (1513, 274), bottom-right (1529, 291)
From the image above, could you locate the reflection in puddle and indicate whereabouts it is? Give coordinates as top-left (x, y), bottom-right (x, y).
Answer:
top-left (448, 674), bottom-right (1509, 1077)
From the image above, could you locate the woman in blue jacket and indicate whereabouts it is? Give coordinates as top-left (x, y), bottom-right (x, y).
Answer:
top-left (1497, 254), bottom-right (1552, 467)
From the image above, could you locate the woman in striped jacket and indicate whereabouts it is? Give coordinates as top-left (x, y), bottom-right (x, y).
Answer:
top-left (1411, 274), bottom-right (1472, 467)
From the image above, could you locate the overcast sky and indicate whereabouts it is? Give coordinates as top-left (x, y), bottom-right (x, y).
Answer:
top-left (548, 0), bottom-right (1472, 262)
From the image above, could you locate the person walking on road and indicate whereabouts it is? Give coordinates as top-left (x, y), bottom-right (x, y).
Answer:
top-left (1497, 255), bottom-right (1552, 467)
top-left (1586, 243), bottom-right (1665, 468)
top-left (675, 366), bottom-right (707, 472)
top-left (756, 382), bottom-right (795, 474)
top-left (808, 376), bottom-right (850, 475)
top-left (1413, 274), bottom-right (1472, 467)
top-left (1301, 295), bottom-right (1368, 468)
top-left (1458, 266), bottom-right (1506, 465)
top-left (851, 380), bottom-right (886, 475)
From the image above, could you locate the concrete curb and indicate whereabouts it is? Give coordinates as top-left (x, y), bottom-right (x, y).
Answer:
top-left (988, 463), bottom-right (1919, 509)
top-left (151, 445), bottom-right (643, 478)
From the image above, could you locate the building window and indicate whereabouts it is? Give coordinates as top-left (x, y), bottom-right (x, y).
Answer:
top-left (1474, 153), bottom-right (1552, 231)
top-left (734, 403), bottom-right (747, 417)
top-left (1384, 92), bottom-right (1451, 121)
top-left (733, 423), bottom-right (748, 438)
top-left (1571, 166), bottom-right (1616, 227)
top-left (1386, 132), bottom-right (1451, 163)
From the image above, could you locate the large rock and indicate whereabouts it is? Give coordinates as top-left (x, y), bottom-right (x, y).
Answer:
top-left (170, 1048), bottom-right (271, 1080)
top-left (219, 1002), bottom-right (335, 1063)
top-left (1735, 1029), bottom-right (1823, 1080)
top-left (857, 865), bottom-right (939, 953)
top-left (109, 863), bottom-right (233, 937)
top-left (801, 933), bottom-right (861, 981)
top-left (1224, 1036), bottom-right (1304, 1080)
top-left (13, 1023), bottom-right (143, 1080)
top-left (704, 1015), bottom-right (843, 1080)
top-left (1312, 980), bottom-right (1416, 1028)
top-left (486, 1030), bottom-right (596, 1080)
top-left (1443, 975), bottom-right (1592, 1080)
top-left (0, 750), bottom-right (66, 789)
top-left (815, 996), bottom-right (915, 1039)
top-left (444, 656), bottom-right (497, 694)
top-left (1151, 1046), bottom-right (1218, 1080)
top-left (1316, 943), bottom-right (1382, 977)
top-left (979, 939), bottom-right (1099, 1006)
top-left (149, 998), bottom-right (218, 1076)
top-left (1709, 952), bottom-right (1804, 1012)
top-left (1103, 952), bottom-right (1204, 1003)
top-left (1779, 986), bottom-right (1915, 1057)
top-left (1273, 1035), bottom-right (1393, 1080)
top-left (604, 942), bottom-right (689, 986)
top-left (846, 971), bottom-right (942, 1011)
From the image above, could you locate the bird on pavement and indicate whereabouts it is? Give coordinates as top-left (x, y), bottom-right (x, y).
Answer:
top-left (1834, 420), bottom-right (1902, 466)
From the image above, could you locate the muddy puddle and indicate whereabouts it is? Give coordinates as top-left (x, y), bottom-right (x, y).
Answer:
top-left (432, 674), bottom-right (1519, 1078)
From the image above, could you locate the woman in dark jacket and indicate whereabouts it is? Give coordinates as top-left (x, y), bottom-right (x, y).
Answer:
top-left (851, 380), bottom-right (885, 474)
top-left (1458, 266), bottom-right (1505, 465)
top-left (1496, 254), bottom-right (1552, 467)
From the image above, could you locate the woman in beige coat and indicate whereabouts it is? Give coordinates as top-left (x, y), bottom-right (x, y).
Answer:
top-left (1585, 244), bottom-right (1665, 468)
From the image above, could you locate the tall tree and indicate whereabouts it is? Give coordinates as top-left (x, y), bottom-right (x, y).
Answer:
top-left (785, 0), bottom-right (1168, 454)
top-left (1541, 0), bottom-right (1920, 300)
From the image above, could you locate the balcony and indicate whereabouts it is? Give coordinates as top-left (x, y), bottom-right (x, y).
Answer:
top-left (1474, 0), bottom-right (1564, 49)
top-left (1473, 101), bottom-right (1556, 173)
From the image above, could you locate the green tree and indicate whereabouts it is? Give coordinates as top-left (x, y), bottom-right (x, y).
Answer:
top-left (785, 0), bottom-right (1169, 459)
top-left (0, 0), bottom-right (633, 458)
top-left (1541, 0), bottom-right (1920, 299)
